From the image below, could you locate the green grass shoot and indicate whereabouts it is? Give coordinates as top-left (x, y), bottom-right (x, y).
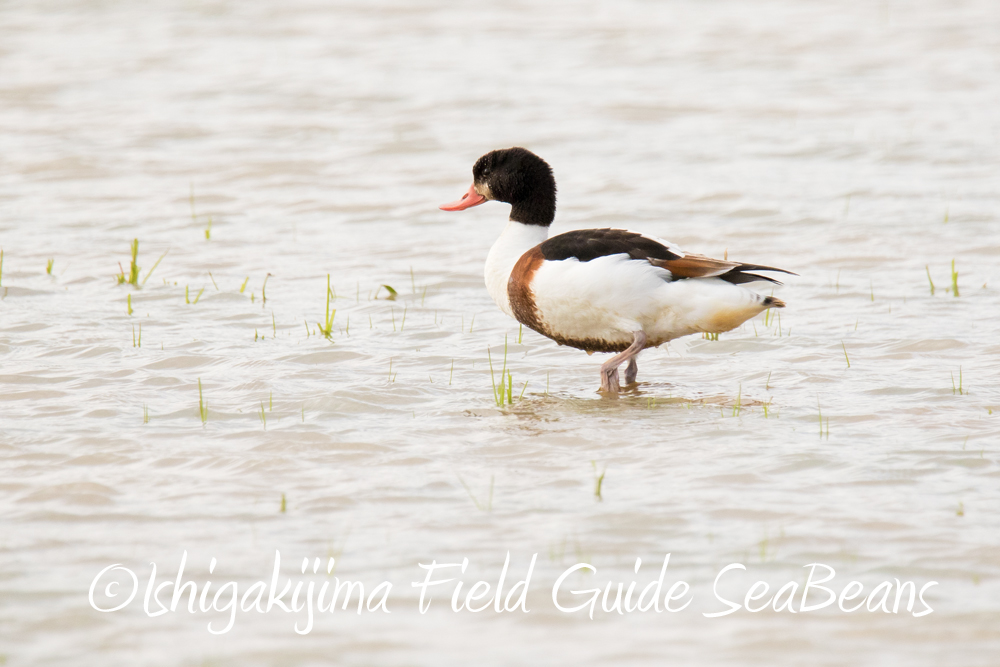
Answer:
top-left (262, 273), bottom-right (271, 303)
top-left (952, 367), bottom-right (965, 395)
top-left (518, 324), bottom-right (523, 344)
top-left (317, 274), bottom-right (335, 339)
top-left (259, 401), bottom-right (267, 429)
top-left (185, 286), bottom-right (204, 304)
top-left (592, 461), bottom-right (606, 501)
top-left (209, 272), bottom-right (218, 290)
top-left (280, 493), bottom-right (286, 513)
top-left (127, 294), bottom-right (133, 315)
top-left (388, 358), bottom-right (396, 382)
top-left (817, 400), bottom-right (829, 438)
top-left (127, 239), bottom-right (139, 284)
top-left (240, 276), bottom-right (249, 293)
top-left (46, 259), bottom-right (54, 274)
top-left (468, 314), bottom-right (475, 333)
top-left (488, 338), bottom-right (507, 406)
top-left (141, 249), bottom-right (167, 286)
top-left (271, 313), bottom-right (276, 337)
top-left (870, 280), bottom-right (874, 302)
top-left (457, 474), bottom-right (494, 512)
top-left (842, 341), bottom-right (851, 368)
top-left (488, 344), bottom-right (502, 405)
top-left (378, 284), bottom-right (398, 300)
top-left (449, 360), bottom-right (454, 385)
top-left (143, 404), bottom-right (149, 424)
top-left (487, 335), bottom-right (526, 406)
top-left (131, 323), bottom-right (141, 347)
top-left (925, 265), bottom-right (935, 295)
top-left (198, 378), bottom-right (208, 424)
top-left (400, 306), bottom-right (407, 331)
top-left (189, 184), bottom-right (212, 239)
top-left (765, 371), bottom-right (772, 390)
top-left (117, 239), bottom-right (140, 286)
top-left (951, 259), bottom-right (959, 296)
top-left (269, 391), bottom-right (273, 411)
top-left (732, 383), bottom-right (742, 417)
top-left (759, 534), bottom-right (770, 562)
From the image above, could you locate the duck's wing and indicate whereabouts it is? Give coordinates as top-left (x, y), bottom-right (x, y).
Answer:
top-left (539, 228), bottom-right (796, 285)
top-left (539, 228), bottom-right (684, 263)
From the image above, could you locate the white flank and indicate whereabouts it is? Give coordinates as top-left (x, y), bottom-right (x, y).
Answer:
top-left (531, 256), bottom-right (773, 347)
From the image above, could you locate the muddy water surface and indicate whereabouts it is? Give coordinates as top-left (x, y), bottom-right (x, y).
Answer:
top-left (1, 0), bottom-right (999, 665)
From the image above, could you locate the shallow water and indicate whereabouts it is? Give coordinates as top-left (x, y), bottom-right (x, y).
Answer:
top-left (2, 0), bottom-right (1000, 664)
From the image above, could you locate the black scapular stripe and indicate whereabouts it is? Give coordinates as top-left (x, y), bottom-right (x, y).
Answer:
top-left (539, 229), bottom-right (681, 263)
top-left (538, 228), bottom-right (796, 285)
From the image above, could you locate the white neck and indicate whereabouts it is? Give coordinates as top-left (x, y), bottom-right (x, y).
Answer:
top-left (484, 220), bottom-right (550, 317)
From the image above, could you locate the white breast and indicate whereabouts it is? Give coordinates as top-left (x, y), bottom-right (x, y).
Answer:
top-left (483, 220), bottom-right (549, 317)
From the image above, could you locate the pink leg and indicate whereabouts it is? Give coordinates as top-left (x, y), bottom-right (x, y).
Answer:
top-left (600, 331), bottom-right (647, 395)
top-left (624, 357), bottom-right (639, 385)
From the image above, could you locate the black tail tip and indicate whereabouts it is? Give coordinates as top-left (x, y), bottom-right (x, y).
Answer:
top-left (763, 296), bottom-right (786, 308)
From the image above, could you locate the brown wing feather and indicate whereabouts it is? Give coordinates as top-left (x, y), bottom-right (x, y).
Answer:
top-left (652, 255), bottom-right (797, 285)
top-left (650, 254), bottom-right (740, 279)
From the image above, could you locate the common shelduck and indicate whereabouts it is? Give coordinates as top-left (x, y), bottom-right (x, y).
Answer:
top-left (440, 147), bottom-right (794, 395)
